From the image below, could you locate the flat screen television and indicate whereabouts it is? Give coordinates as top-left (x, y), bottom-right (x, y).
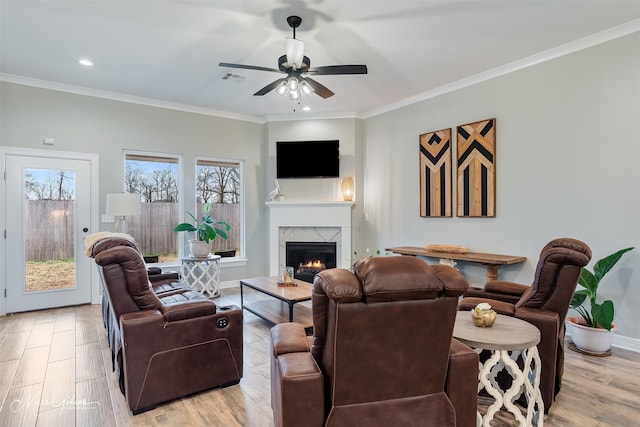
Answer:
top-left (276, 140), bottom-right (340, 178)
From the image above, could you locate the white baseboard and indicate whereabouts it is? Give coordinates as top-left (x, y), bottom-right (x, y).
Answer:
top-left (220, 280), bottom-right (240, 289)
top-left (611, 334), bottom-right (640, 353)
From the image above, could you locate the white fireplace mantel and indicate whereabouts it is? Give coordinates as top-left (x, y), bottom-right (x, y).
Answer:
top-left (266, 201), bottom-right (354, 276)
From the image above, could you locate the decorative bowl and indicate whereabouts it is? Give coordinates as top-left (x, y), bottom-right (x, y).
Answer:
top-left (471, 309), bottom-right (497, 327)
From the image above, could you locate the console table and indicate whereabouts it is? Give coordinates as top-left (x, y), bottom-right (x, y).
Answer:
top-left (180, 254), bottom-right (221, 298)
top-left (453, 312), bottom-right (544, 426)
top-left (385, 246), bottom-right (526, 281)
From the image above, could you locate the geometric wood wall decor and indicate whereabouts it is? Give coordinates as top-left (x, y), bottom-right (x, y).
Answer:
top-left (456, 118), bottom-right (496, 217)
top-left (420, 128), bottom-right (452, 217)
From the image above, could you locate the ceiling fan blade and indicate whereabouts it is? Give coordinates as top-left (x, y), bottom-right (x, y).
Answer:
top-left (307, 65), bottom-right (368, 75)
top-left (303, 77), bottom-right (335, 99)
top-left (219, 62), bottom-right (282, 74)
top-left (253, 78), bottom-right (287, 96)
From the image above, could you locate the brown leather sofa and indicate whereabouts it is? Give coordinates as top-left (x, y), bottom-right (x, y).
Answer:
top-left (459, 238), bottom-right (591, 413)
top-left (270, 256), bottom-right (479, 427)
top-left (90, 237), bottom-right (243, 414)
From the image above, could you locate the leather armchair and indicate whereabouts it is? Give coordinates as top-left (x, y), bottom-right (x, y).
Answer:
top-left (459, 238), bottom-right (591, 413)
top-left (270, 256), bottom-right (479, 427)
top-left (90, 237), bottom-right (243, 414)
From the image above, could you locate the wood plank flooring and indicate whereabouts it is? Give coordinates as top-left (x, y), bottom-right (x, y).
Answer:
top-left (0, 287), bottom-right (639, 426)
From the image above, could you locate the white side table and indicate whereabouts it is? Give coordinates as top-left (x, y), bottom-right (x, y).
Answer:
top-left (180, 254), bottom-right (221, 298)
top-left (453, 313), bottom-right (544, 427)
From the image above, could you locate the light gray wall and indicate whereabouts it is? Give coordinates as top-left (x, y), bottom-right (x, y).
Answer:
top-left (362, 32), bottom-right (640, 339)
top-left (0, 82), bottom-right (267, 282)
top-left (265, 118), bottom-right (359, 202)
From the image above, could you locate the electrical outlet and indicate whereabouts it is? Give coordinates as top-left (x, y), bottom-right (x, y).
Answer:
top-left (102, 214), bottom-right (114, 223)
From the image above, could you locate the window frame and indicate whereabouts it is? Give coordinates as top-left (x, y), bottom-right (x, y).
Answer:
top-left (122, 149), bottom-right (184, 266)
top-left (195, 156), bottom-right (246, 265)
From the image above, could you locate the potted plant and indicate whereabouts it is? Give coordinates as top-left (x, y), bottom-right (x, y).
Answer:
top-left (174, 203), bottom-right (230, 257)
top-left (568, 246), bottom-right (634, 353)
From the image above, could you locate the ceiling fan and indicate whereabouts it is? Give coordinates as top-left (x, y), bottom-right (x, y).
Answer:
top-left (219, 15), bottom-right (367, 100)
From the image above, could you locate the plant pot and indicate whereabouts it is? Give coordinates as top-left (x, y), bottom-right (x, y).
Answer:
top-left (567, 317), bottom-right (616, 354)
top-left (188, 240), bottom-right (211, 258)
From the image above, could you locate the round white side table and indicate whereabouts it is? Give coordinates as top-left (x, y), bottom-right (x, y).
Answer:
top-left (180, 254), bottom-right (221, 298)
top-left (453, 312), bottom-right (544, 427)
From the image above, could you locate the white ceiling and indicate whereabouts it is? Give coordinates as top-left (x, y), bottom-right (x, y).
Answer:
top-left (2, 1), bottom-right (640, 122)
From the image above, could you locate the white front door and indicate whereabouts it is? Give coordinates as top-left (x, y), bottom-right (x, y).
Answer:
top-left (4, 154), bottom-right (93, 313)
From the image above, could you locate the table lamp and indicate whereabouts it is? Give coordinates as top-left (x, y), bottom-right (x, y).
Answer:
top-left (105, 193), bottom-right (141, 233)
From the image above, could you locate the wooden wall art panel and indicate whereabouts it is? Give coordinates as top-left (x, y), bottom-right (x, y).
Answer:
top-left (457, 118), bottom-right (496, 217)
top-left (419, 128), bottom-right (452, 217)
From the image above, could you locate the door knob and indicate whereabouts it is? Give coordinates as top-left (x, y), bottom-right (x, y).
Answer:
top-left (82, 227), bottom-right (89, 232)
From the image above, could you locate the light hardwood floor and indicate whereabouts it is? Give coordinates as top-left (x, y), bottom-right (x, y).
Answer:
top-left (0, 287), bottom-right (639, 427)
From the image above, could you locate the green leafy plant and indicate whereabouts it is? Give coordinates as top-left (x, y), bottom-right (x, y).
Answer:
top-left (570, 247), bottom-right (634, 330)
top-left (173, 203), bottom-right (230, 243)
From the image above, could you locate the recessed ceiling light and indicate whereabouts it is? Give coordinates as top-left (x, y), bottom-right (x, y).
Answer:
top-left (78, 59), bottom-right (93, 67)
top-left (302, 106), bottom-right (311, 111)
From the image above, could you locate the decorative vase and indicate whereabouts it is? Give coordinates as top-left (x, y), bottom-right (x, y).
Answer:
top-left (471, 309), bottom-right (497, 327)
top-left (188, 240), bottom-right (210, 258)
top-left (567, 317), bottom-right (616, 354)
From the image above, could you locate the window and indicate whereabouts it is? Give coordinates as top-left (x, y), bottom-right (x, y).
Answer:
top-left (196, 158), bottom-right (243, 258)
top-left (124, 152), bottom-right (181, 262)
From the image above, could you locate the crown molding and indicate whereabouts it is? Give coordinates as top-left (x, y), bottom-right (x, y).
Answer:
top-left (0, 73), bottom-right (267, 124)
top-left (362, 18), bottom-right (640, 119)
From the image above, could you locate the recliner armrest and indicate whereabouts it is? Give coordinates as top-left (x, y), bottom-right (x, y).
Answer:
top-left (484, 280), bottom-right (529, 296)
top-left (271, 323), bottom-right (310, 356)
top-left (148, 271), bottom-right (181, 287)
top-left (159, 300), bottom-right (217, 321)
top-left (458, 297), bottom-right (516, 316)
top-left (447, 339), bottom-right (478, 427)
top-left (271, 323), bottom-right (324, 427)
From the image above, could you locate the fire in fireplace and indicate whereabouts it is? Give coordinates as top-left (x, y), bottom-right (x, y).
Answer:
top-left (286, 242), bottom-right (337, 283)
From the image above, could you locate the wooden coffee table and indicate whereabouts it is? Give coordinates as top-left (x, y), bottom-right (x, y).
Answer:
top-left (239, 276), bottom-right (313, 329)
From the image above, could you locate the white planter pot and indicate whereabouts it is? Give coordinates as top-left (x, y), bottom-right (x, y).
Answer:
top-left (567, 317), bottom-right (616, 354)
top-left (188, 240), bottom-right (211, 258)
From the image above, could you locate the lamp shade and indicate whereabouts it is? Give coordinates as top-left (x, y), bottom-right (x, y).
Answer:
top-left (285, 37), bottom-right (304, 69)
top-left (105, 193), bottom-right (141, 216)
top-left (341, 177), bottom-right (354, 201)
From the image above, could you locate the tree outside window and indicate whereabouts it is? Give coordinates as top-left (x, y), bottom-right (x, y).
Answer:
top-left (196, 159), bottom-right (242, 257)
top-left (124, 153), bottom-right (180, 262)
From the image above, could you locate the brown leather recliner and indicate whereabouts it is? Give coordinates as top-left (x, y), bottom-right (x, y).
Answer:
top-left (91, 237), bottom-right (190, 366)
top-left (270, 256), bottom-right (479, 427)
top-left (90, 237), bottom-right (243, 414)
top-left (459, 237), bottom-right (591, 413)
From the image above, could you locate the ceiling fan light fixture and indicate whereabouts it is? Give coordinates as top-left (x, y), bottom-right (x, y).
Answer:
top-left (219, 15), bottom-right (366, 101)
top-left (287, 77), bottom-right (299, 92)
top-left (300, 80), bottom-right (314, 96)
top-left (276, 81), bottom-right (288, 97)
top-left (285, 38), bottom-right (305, 69)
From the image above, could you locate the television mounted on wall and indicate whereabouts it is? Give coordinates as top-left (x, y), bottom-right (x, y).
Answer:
top-left (276, 140), bottom-right (340, 178)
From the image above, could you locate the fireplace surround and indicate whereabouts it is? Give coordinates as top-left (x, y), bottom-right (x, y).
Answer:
top-left (266, 201), bottom-right (354, 277)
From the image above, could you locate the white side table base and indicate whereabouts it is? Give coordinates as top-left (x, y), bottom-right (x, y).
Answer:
top-left (476, 346), bottom-right (544, 427)
top-left (180, 255), bottom-right (221, 298)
